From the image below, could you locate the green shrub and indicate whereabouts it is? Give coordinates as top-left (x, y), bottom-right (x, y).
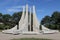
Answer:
top-left (0, 24), bottom-right (5, 30)
top-left (0, 24), bottom-right (10, 30)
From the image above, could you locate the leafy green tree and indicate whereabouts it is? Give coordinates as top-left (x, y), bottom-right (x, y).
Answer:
top-left (12, 12), bottom-right (22, 25)
top-left (0, 12), bottom-right (22, 30)
top-left (0, 13), bottom-right (3, 22)
top-left (0, 24), bottom-right (5, 30)
top-left (41, 16), bottom-right (52, 25)
top-left (0, 13), bottom-right (2, 17)
top-left (41, 11), bottom-right (60, 30)
top-left (51, 11), bottom-right (60, 24)
top-left (2, 14), bottom-right (12, 22)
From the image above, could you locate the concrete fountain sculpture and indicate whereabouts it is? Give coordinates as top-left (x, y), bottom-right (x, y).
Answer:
top-left (2, 4), bottom-right (59, 34)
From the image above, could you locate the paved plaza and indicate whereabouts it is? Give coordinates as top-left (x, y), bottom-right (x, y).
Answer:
top-left (0, 32), bottom-right (60, 40)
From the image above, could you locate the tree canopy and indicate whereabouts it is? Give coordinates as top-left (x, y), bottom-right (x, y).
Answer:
top-left (0, 12), bottom-right (22, 30)
top-left (0, 11), bottom-right (60, 30)
top-left (41, 11), bottom-right (60, 30)
top-left (0, 11), bottom-right (33, 30)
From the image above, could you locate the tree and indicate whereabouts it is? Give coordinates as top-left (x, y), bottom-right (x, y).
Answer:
top-left (41, 11), bottom-right (60, 30)
top-left (0, 13), bottom-right (3, 22)
top-left (41, 16), bottom-right (52, 25)
top-left (0, 24), bottom-right (5, 30)
top-left (2, 14), bottom-right (12, 22)
top-left (0, 13), bottom-right (2, 17)
top-left (0, 12), bottom-right (22, 30)
top-left (51, 11), bottom-right (60, 24)
top-left (12, 12), bottom-right (22, 25)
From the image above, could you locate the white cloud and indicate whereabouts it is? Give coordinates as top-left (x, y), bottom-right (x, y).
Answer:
top-left (7, 9), bottom-right (22, 12)
top-left (11, 6), bottom-right (24, 8)
top-left (7, 6), bottom-right (24, 12)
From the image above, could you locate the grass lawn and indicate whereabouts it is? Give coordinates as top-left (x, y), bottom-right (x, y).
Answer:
top-left (11, 38), bottom-right (52, 40)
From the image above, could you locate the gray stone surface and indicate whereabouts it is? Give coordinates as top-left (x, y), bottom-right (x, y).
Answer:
top-left (0, 32), bottom-right (60, 40)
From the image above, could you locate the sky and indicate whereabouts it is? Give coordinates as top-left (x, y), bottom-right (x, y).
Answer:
top-left (0, 0), bottom-right (60, 22)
